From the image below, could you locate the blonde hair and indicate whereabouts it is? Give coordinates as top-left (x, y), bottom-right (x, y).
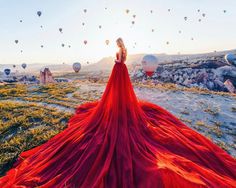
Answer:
top-left (116, 37), bottom-right (127, 61)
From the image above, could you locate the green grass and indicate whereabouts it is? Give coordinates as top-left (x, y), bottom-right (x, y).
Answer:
top-left (0, 101), bottom-right (73, 176)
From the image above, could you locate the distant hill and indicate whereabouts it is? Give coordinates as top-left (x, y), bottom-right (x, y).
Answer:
top-left (83, 49), bottom-right (236, 72)
top-left (0, 49), bottom-right (235, 75)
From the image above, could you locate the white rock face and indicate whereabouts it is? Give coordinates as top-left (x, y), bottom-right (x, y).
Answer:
top-left (132, 58), bottom-right (236, 93)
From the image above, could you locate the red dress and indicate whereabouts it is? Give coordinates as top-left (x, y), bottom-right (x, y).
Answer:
top-left (0, 53), bottom-right (236, 188)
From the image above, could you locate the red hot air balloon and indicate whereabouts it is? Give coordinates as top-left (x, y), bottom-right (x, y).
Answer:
top-left (141, 55), bottom-right (159, 76)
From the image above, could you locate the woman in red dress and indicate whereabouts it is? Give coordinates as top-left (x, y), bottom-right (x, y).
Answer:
top-left (0, 38), bottom-right (236, 188)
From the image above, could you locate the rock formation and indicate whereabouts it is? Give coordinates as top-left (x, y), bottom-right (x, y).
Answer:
top-left (132, 57), bottom-right (236, 93)
top-left (40, 67), bottom-right (56, 84)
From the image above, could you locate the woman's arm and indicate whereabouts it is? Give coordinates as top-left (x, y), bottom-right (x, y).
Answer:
top-left (115, 49), bottom-right (122, 63)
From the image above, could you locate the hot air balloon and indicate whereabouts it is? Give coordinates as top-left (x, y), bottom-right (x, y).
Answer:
top-left (197, 9), bottom-right (200, 12)
top-left (191, 38), bottom-right (194, 41)
top-left (225, 54), bottom-right (236, 66)
top-left (40, 25), bottom-right (43, 28)
top-left (84, 40), bottom-right (87, 45)
top-left (41, 45), bottom-right (44, 48)
top-left (184, 17), bottom-right (188, 21)
top-left (4, 69), bottom-right (11, 76)
top-left (13, 65), bottom-right (16, 68)
top-left (22, 63), bottom-right (27, 69)
top-left (37, 11), bottom-right (42, 17)
top-left (202, 13), bottom-right (206, 17)
top-left (178, 30), bottom-right (182, 34)
top-left (99, 25), bottom-right (102, 29)
top-left (223, 10), bottom-right (227, 13)
top-left (83, 9), bottom-right (87, 13)
top-left (20, 50), bottom-right (23, 53)
top-left (87, 61), bottom-right (89, 64)
top-left (126, 9), bottom-right (130, 14)
top-left (82, 22), bottom-right (85, 26)
top-left (20, 20), bottom-right (23, 23)
top-left (105, 40), bottom-right (109, 45)
top-left (15, 40), bottom-right (18, 44)
top-left (73, 62), bottom-right (81, 73)
top-left (59, 28), bottom-right (63, 33)
top-left (168, 9), bottom-right (171, 12)
top-left (198, 19), bottom-right (202, 22)
top-left (61, 43), bottom-right (65, 47)
top-left (132, 21), bottom-right (135, 25)
top-left (141, 55), bottom-right (159, 76)
top-left (68, 45), bottom-right (71, 48)
top-left (151, 29), bottom-right (155, 32)
top-left (166, 41), bottom-right (170, 45)
top-left (150, 10), bottom-right (153, 14)
top-left (133, 15), bottom-right (136, 18)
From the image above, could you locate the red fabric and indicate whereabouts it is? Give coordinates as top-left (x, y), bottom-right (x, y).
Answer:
top-left (0, 61), bottom-right (236, 188)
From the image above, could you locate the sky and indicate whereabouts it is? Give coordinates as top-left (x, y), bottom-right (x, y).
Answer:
top-left (0, 0), bottom-right (236, 65)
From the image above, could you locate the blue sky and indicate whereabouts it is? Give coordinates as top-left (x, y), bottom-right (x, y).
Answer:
top-left (0, 0), bottom-right (236, 65)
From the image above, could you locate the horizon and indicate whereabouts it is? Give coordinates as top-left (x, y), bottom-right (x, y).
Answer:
top-left (1, 47), bottom-right (235, 66)
top-left (0, 0), bottom-right (236, 65)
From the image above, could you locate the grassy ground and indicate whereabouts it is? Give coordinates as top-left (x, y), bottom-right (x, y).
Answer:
top-left (0, 101), bottom-right (72, 176)
top-left (0, 81), bottom-right (235, 176)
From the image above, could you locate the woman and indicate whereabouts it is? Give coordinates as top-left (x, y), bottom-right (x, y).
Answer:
top-left (0, 38), bottom-right (235, 188)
